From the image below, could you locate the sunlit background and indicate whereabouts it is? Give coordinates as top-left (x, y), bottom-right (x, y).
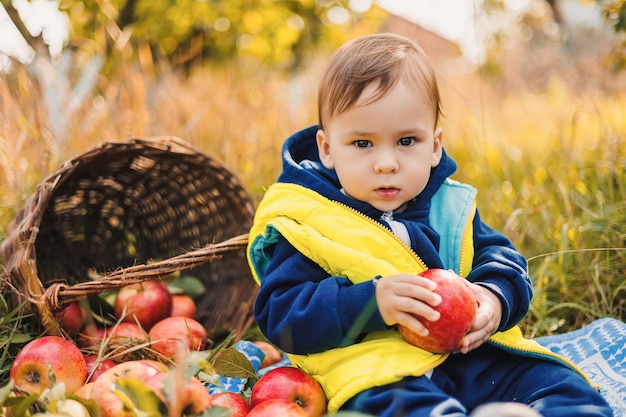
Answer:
top-left (0, 0), bottom-right (624, 340)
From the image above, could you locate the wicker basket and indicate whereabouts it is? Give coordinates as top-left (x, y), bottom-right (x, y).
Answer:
top-left (0, 136), bottom-right (258, 339)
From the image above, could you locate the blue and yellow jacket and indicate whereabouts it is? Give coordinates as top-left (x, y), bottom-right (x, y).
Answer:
top-left (247, 126), bottom-right (590, 413)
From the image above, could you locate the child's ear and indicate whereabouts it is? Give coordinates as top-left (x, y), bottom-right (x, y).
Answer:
top-left (431, 128), bottom-right (444, 167)
top-left (316, 129), bottom-right (334, 169)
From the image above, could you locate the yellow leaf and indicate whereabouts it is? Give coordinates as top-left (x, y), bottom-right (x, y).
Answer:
top-left (113, 378), bottom-right (167, 417)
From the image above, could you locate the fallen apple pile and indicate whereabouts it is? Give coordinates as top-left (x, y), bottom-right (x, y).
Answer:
top-left (397, 268), bottom-right (479, 353)
top-left (3, 269), bottom-right (475, 416)
top-left (0, 277), bottom-right (330, 417)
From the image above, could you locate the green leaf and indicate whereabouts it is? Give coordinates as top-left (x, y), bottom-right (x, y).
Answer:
top-left (114, 378), bottom-right (168, 417)
top-left (4, 392), bottom-right (40, 417)
top-left (7, 333), bottom-right (34, 344)
top-left (184, 351), bottom-right (215, 378)
top-left (167, 275), bottom-right (206, 299)
top-left (0, 380), bottom-right (14, 405)
top-left (212, 347), bottom-right (256, 379)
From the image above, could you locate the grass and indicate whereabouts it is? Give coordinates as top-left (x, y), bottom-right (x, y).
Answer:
top-left (0, 38), bottom-right (624, 361)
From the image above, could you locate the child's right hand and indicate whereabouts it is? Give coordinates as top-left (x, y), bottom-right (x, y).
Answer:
top-left (375, 274), bottom-right (442, 336)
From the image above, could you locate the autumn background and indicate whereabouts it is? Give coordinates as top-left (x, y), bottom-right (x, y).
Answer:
top-left (0, 0), bottom-right (625, 384)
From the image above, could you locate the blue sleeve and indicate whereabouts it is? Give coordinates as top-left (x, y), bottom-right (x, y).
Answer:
top-left (468, 209), bottom-right (533, 330)
top-left (253, 237), bottom-right (389, 355)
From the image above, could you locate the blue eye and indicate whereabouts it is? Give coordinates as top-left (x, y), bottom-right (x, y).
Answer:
top-left (398, 137), bottom-right (417, 146)
top-left (354, 140), bottom-right (371, 148)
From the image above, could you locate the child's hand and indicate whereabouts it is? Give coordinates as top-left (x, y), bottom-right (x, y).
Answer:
top-left (459, 284), bottom-right (503, 353)
top-left (375, 274), bottom-right (442, 337)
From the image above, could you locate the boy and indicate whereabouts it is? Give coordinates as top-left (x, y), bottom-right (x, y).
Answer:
top-left (246, 33), bottom-right (612, 417)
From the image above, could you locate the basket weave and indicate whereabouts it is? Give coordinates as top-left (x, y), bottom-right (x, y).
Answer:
top-left (1, 136), bottom-right (257, 339)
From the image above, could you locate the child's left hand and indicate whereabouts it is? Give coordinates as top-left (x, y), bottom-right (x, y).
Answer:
top-left (458, 284), bottom-right (502, 354)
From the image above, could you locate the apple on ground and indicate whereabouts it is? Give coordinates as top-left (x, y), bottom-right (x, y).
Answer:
top-left (10, 335), bottom-right (87, 394)
top-left (170, 294), bottom-right (197, 318)
top-left (114, 280), bottom-right (172, 331)
top-left (148, 316), bottom-right (207, 360)
top-left (253, 340), bottom-right (283, 368)
top-left (74, 381), bottom-right (95, 399)
top-left (107, 322), bottom-right (147, 342)
top-left (55, 302), bottom-right (85, 337)
top-left (248, 398), bottom-right (308, 417)
top-left (397, 268), bottom-right (478, 353)
top-left (83, 355), bottom-right (117, 383)
top-left (144, 370), bottom-right (212, 415)
top-left (89, 359), bottom-right (169, 417)
top-left (77, 324), bottom-right (106, 348)
top-left (250, 366), bottom-right (327, 417)
top-left (106, 322), bottom-right (148, 359)
top-left (211, 391), bottom-right (250, 417)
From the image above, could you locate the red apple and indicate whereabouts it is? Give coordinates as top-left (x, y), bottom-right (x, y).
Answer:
top-left (77, 324), bottom-right (106, 348)
top-left (397, 268), bottom-right (478, 353)
top-left (114, 280), bottom-right (172, 331)
top-left (148, 316), bottom-right (207, 360)
top-left (106, 322), bottom-right (147, 359)
top-left (248, 398), bottom-right (308, 417)
top-left (89, 359), bottom-right (169, 417)
top-left (144, 370), bottom-right (212, 415)
top-left (55, 302), bottom-right (85, 337)
top-left (170, 294), bottom-right (197, 318)
top-left (83, 355), bottom-right (116, 383)
top-left (212, 392), bottom-right (250, 417)
top-left (74, 381), bottom-right (94, 399)
top-left (107, 322), bottom-right (146, 342)
top-left (10, 336), bottom-right (87, 394)
top-left (253, 340), bottom-right (283, 368)
top-left (250, 366), bottom-right (326, 417)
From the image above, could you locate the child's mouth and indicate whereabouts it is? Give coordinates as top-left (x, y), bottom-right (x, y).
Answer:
top-left (376, 187), bottom-right (400, 199)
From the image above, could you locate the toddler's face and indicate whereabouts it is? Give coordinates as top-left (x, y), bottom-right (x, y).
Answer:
top-left (317, 80), bottom-right (442, 212)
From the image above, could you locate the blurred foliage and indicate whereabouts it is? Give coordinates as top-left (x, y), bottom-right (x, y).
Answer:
top-left (595, 0), bottom-right (626, 70)
top-left (597, 0), bottom-right (626, 31)
top-left (59, 0), bottom-right (387, 73)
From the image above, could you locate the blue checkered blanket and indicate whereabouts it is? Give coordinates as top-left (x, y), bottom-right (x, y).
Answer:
top-left (537, 317), bottom-right (626, 416)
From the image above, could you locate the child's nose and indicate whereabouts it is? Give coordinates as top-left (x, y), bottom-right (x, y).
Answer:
top-left (374, 150), bottom-right (399, 173)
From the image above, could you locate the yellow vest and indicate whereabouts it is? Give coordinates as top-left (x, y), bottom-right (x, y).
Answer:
top-left (247, 182), bottom-right (592, 413)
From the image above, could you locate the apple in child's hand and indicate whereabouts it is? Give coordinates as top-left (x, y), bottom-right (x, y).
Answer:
top-left (212, 392), bottom-right (250, 417)
top-left (397, 268), bottom-right (478, 353)
top-left (253, 340), bottom-right (283, 368)
top-left (10, 336), bottom-right (87, 394)
top-left (148, 316), bottom-right (207, 359)
top-left (250, 366), bottom-right (327, 417)
top-left (114, 280), bottom-right (172, 330)
top-left (170, 294), bottom-right (197, 318)
top-left (248, 398), bottom-right (308, 417)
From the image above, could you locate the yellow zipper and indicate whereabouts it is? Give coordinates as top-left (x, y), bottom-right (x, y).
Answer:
top-left (330, 199), bottom-right (429, 273)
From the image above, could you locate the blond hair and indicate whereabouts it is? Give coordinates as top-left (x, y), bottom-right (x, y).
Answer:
top-left (318, 33), bottom-right (442, 130)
